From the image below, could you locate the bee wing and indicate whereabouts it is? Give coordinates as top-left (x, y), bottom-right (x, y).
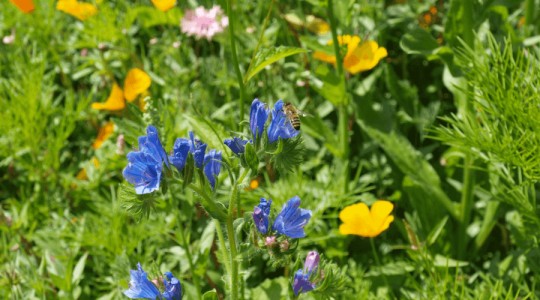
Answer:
top-left (296, 111), bottom-right (314, 117)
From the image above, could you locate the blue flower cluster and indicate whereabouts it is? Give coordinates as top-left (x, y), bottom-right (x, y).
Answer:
top-left (252, 195), bottom-right (312, 239)
top-left (224, 99), bottom-right (300, 156)
top-left (293, 251), bottom-right (321, 296)
top-left (123, 262), bottom-right (182, 300)
top-left (123, 127), bottom-right (222, 193)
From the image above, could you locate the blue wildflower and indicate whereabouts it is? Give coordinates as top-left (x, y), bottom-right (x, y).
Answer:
top-left (292, 251), bottom-right (320, 296)
top-left (169, 138), bottom-right (191, 173)
top-left (162, 272), bottom-right (183, 300)
top-left (203, 149), bottom-right (222, 189)
top-left (252, 198), bottom-right (272, 234)
top-left (249, 99), bottom-right (270, 142)
top-left (267, 100), bottom-right (300, 144)
top-left (123, 126), bottom-right (167, 194)
top-left (123, 262), bottom-right (162, 299)
top-left (272, 196), bottom-right (311, 238)
top-left (224, 137), bottom-right (252, 155)
top-left (168, 132), bottom-right (208, 172)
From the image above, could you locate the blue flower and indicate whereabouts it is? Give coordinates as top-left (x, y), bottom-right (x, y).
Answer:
top-left (272, 196), bottom-right (311, 238)
top-left (146, 125), bottom-right (169, 168)
top-left (162, 272), bottom-right (183, 300)
top-left (168, 132), bottom-right (208, 172)
top-left (123, 126), bottom-right (168, 194)
top-left (224, 137), bottom-right (252, 155)
top-left (123, 262), bottom-right (162, 299)
top-left (252, 198), bottom-right (272, 234)
top-left (292, 269), bottom-right (316, 296)
top-left (169, 138), bottom-right (191, 173)
top-left (292, 252), bottom-right (320, 296)
top-left (267, 100), bottom-right (300, 144)
top-left (250, 99), bottom-right (270, 142)
top-left (203, 149), bottom-right (222, 189)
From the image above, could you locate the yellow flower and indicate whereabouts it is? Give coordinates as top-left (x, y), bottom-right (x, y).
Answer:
top-left (56, 0), bottom-right (98, 21)
top-left (92, 121), bottom-right (114, 149)
top-left (124, 68), bottom-right (151, 102)
top-left (305, 15), bottom-right (330, 35)
top-left (72, 158), bottom-right (99, 188)
top-left (313, 35), bottom-right (387, 74)
top-left (8, 0), bottom-right (35, 13)
top-left (92, 84), bottom-right (126, 111)
top-left (151, 0), bottom-right (176, 12)
top-left (339, 200), bottom-right (394, 237)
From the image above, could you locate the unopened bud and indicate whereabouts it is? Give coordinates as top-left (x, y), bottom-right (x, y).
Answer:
top-left (265, 236), bottom-right (277, 247)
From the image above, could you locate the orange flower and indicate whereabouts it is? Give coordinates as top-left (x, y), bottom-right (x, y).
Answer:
top-left (56, 0), bottom-right (98, 21)
top-left (92, 84), bottom-right (126, 111)
top-left (8, 0), bottom-right (35, 13)
top-left (124, 68), bottom-right (151, 102)
top-left (92, 121), bottom-right (114, 149)
top-left (339, 200), bottom-right (394, 237)
top-left (151, 0), bottom-right (176, 12)
top-left (73, 158), bottom-right (99, 187)
top-left (313, 35), bottom-right (387, 74)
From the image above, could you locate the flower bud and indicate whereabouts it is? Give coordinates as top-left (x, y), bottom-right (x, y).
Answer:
top-left (280, 240), bottom-right (290, 251)
top-left (304, 251), bottom-right (320, 276)
top-left (265, 236), bottom-right (277, 248)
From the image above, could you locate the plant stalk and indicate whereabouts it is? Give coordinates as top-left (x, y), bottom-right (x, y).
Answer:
top-left (225, 0), bottom-right (246, 120)
top-left (456, 0), bottom-right (476, 261)
top-left (327, 0), bottom-right (350, 193)
top-left (243, 0), bottom-right (275, 84)
top-left (187, 182), bottom-right (228, 219)
top-left (370, 238), bottom-right (396, 300)
top-left (525, 0), bottom-right (536, 26)
top-left (174, 202), bottom-right (202, 300)
top-left (214, 219), bottom-right (232, 278)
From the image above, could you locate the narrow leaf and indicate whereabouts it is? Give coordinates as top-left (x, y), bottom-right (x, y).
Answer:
top-left (246, 46), bottom-right (308, 81)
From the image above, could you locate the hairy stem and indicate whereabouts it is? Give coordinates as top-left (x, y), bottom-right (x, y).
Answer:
top-left (173, 197), bottom-right (202, 300)
top-left (225, 0), bottom-right (246, 120)
top-left (243, 0), bottom-right (275, 84)
top-left (370, 238), bottom-right (396, 300)
top-left (214, 219), bottom-right (232, 282)
top-left (188, 182), bottom-right (228, 219)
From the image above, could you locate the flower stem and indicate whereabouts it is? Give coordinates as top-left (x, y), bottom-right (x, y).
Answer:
top-left (525, 0), bottom-right (535, 26)
top-left (327, 0), bottom-right (350, 193)
top-left (225, 0), bottom-right (246, 120)
top-left (187, 183), bottom-right (228, 219)
top-left (214, 219), bottom-right (232, 281)
top-left (243, 0), bottom-right (275, 84)
top-left (174, 200), bottom-right (202, 300)
top-left (370, 238), bottom-right (396, 300)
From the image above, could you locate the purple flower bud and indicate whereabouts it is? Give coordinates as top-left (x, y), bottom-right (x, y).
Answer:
top-left (304, 251), bottom-right (320, 276)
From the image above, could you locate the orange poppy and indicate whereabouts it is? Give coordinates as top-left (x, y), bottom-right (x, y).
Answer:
top-left (92, 84), bottom-right (126, 111)
top-left (56, 0), bottom-right (97, 21)
top-left (8, 0), bottom-right (35, 13)
top-left (124, 68), bottom-right (151, 102)
top-left (92, 121), bottom-right (114, 149)
top-left (151, 0), bottom-right (176, 12)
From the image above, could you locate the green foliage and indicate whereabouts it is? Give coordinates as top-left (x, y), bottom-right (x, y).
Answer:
top-left (245, 46), bottom-right (309, 82)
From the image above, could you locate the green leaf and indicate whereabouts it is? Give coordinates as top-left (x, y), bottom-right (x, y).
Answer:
top-left (185, 114), bottom-right (230, 156)
top-left (251, 277), bottom-right (290, 300)
top-left (299, 36), bottom-right (334, 56)
top-left (433, 255), bottom-right (469, 267)
top-left (244, 142), bottom-right (259, 174)
top-left (266, 137), bottom-right (284, 155)
top-left (49, 273), bottom-right (68, 291)
top-left (270, 135), bottom-right (306, 173)
top-left (426, 216), bottom-right (449, 246)
top-left (199, 221), bottom-right (216, 255)
top-left (400, 28), bottom-right (440, 56)
top-left (202, 291), bottom-right (218, 300)
top-left (246, 46), bottom-right (308, 82)
top-left (135, 7), bottom-right (184, 28)
top-left (72, 252), bottom-right (89, 284)
top-left (309, 64), bottom-right (346, 106)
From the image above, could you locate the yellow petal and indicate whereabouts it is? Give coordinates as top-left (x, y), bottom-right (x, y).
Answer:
top-left (124, 68), bottom-right (151, 102)
top-left (151, 0), bottom-right (175, 12)
top-left (90, 157), bottom-right (100, 167)
top-left (313, 51), bottom-right (336, 64)
top-left (339, 203), bottom-right (374, 237)
top-left (92, 84), bottom-right (125, 111)
top-left (92, 121), bottom-right (114, 149)
top-left (75, 168), bottom-right (88, 181)
top-left (8, 0), bottom-right (35, 13)
top-left (370, 200), bottom-right (394, 235)
top-left (56, 0), bottom-right (97, 21)
top-left (345, 41), bottom-right (387, 74)
top-left (373, 215), bottom-right (394, 237)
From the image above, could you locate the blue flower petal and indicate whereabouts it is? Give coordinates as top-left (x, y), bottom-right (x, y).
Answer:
top-left (162, 272), bottom-right (183, 300)
top-left (267, 100), bottom-right (300, 144)
top-left (146, 125), bottom-right (169, 168)
top-left (292, 269), bottom-right (315, 296)
top-left (123, 263), bottom-right (162, 299)
top-left (249, 99), bottom-right (270, 142)
top-left (169, 138), bottom-right (191, 173)
top-left (272, 196), bottom-right (311, 238)
top-left (203, 149), bottom-right (222, 189)
top-left (123, 151), bottom-right (162, 195)
top-left (224, 137), bottom-right (251, 155)
top-left (252, 198), bottom-right (272, 234)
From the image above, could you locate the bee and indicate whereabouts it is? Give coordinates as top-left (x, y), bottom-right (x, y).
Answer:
top-left (282, 102), bottom-right (312, 131)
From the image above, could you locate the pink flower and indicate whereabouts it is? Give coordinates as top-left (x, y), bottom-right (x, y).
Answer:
top-left (3, 29), bottom-right (15, 44)
top-left (149, 38), bottom-right (158, 45)
top-left (173, 41), bottom-right (181, 48)
top-left (81, 48), bottom-right (88, 56)
top-left (180, 5), bottom-right (228, 40)
top-left (265, 236), bottom-right (277, 247)
top-left (280, 240), bottom-right (290, 251)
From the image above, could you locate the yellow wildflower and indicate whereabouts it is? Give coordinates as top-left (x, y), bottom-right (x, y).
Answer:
top-left (56, 0), bottom-right (98, 21)
top-left (72, 158), bottom-right (100, 189)
top-left (92, 84), bottom-right (126, 111)
top-left (151, 0), bottom-right (176, 12)
top-left (305, 15), bottom-right (330, 35)
top-left (124, 68), bottom-right (151, 102)
top-left (8, 0), bottom-right (35, 13)
top-left (339, 200), bottom-right (394, 237)
top-left (92, 121), bottom-right (114, 149)
top-left (313, 35), bottom-right (387, 74)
